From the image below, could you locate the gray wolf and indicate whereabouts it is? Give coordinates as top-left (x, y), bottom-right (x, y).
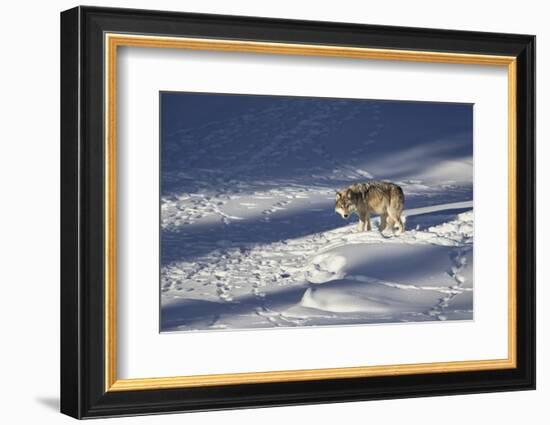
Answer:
top-left (335, 181), bottom-right (405, 233)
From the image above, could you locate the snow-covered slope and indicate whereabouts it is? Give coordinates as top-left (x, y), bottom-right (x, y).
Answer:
top-left (160, 94), bottom-right (473, 332)
top-left (161, 204), bottom-right (474, 331)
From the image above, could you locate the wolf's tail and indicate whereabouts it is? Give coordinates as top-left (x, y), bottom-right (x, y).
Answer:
top-left (390, 185), bottom-right (405, 233)
top-left (391, 185), bottom-right (405, 212)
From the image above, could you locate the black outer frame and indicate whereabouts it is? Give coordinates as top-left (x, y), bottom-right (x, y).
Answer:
top-left (60, 5), bottom-right (535, 419)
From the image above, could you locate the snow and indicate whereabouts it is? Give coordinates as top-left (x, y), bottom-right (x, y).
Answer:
top-left (160, 94), bottom-right (473, 332)
top-left (305, 253), bottom-right (347, 284)
top-left (299, 243), bottom-right (472, 320)
top-left (161, 205), bottom-right (474, 331)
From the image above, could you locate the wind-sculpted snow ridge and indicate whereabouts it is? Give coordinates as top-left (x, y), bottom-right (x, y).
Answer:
top-left (161, 203), bottom-right (474, 332)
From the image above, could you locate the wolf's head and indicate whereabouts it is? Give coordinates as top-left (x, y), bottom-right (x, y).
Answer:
top-left (335, 190), bottom-right (356, 219)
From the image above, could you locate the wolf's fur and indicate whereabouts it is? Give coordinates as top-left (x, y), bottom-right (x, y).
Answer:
top-left (335, 181), bottom-right (405, 233)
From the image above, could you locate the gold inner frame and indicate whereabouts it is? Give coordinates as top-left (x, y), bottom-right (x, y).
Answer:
top-left (104, 33), bottom-right (517, 392)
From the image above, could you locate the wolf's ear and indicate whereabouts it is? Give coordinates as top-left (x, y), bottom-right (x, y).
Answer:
top-left (346, 189), bottom-right (353, 199)
top-left (335, 191), bottom-right (341, 199)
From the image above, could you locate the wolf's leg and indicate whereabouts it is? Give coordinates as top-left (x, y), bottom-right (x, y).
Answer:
top-left (365, 212), bottom-right (372, 231)
top-left (395, 215), bottom-right (404, 234)
top-left (386, 209), bottom-right (401, 234)
top-left (385, 216), bottom-right (395, 232)
top-left (358, 212), bottom-right (366, 231)
top-left (388, 209), bottom-right (404, 234)
top-left (379, 213), bottom-right (387, 231)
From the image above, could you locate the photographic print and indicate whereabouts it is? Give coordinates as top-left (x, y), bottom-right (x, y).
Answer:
top-left (160, 92), bottom-right (473, 332)
top-left (61, 9), bottom-right (535, 417)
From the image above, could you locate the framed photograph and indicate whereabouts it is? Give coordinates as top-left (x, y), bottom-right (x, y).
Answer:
top-left (60, 6), bottom-right (535, 419)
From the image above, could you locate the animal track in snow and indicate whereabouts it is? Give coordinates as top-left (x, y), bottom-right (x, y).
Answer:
top-left (427, 248), bottom-right (471, 321)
